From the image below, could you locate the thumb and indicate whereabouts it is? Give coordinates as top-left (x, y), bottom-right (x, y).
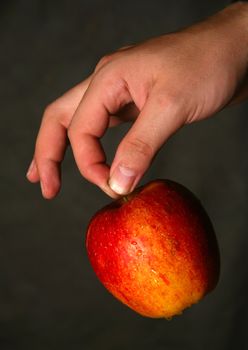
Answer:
top-left (108, 94), bottom-right (184, 195)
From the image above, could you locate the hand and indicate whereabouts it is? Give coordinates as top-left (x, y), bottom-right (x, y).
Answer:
top-left (26, 2), bottom-right (248, 199)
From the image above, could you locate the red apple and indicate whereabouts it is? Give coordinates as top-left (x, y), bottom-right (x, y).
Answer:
top-left (86, 179), bottom-right (220, 318)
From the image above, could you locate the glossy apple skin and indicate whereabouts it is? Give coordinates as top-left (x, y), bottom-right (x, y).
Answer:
top-left (86, 179), bottom-right (220, 318)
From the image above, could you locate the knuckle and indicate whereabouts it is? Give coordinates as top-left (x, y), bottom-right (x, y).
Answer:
top-left (156, 90), bottom-right (178, 109)
top-left (43, 103), bottom-right (56, 120)
top-left (164, 91), bottom-right (179, 107)
top-left (154, 89), bottom-right (185, 117)
top-left (125, 138), bottom-right (154, 159)
top-left (100, 54), bottom-right (113, 65)
top-left (95, 54), bottom-right (114, 72)
top-left (117, 45), bottom-right (132, 51)
top-left (79, 165), bottom-right (91, 180)
top-left (43, 100), bottom-right (71, 127)
top-left (43, 101), bottom-right (71, 128)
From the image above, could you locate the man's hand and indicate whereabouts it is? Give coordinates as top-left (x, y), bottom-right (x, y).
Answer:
top-left (26, 2), bottom-right (248, 198)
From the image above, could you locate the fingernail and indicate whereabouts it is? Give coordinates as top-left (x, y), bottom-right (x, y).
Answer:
top-left (109, 165), bottom-right (136, 195)
top-left (40, 181), bottom-right (46, 197)
top-left (101, 184), bottom-right (120, 199)
top-left (26, 159), bottom-right (35, 177)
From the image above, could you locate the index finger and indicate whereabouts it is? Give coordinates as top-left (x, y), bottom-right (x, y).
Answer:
top-left (68, 72), bottom-right (132, 197)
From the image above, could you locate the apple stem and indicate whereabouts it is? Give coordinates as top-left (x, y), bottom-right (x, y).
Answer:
top-left (122, 195), bottom-right (129, 203)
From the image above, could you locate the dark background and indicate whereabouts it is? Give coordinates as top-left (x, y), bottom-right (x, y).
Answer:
top-left (1, 0), bottom-right (248, 349)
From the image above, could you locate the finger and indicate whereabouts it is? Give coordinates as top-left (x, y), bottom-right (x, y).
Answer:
top-left (26, 158), bottom-right (40, 183)
top-left (108, 92), bottom-right (185, 195)
top-left (35, 116), bottom-right (67, 199)
top-left (28, 76), bottom-right (93, 199)
top-left (68, 73), bottom-right (132, 198)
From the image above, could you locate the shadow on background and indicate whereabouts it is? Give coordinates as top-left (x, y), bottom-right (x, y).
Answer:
top-left (1, 0), bottom-right (248, 349)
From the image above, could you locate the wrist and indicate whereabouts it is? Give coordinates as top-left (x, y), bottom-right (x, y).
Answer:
top-left (217, 2), bottom-right (248, 72)
top-left (218, 2), bottom-right (248, 43)
top-left (191, 2), bottom-right (248, 77)
top-left (214, 2), bottom-right (248, 104)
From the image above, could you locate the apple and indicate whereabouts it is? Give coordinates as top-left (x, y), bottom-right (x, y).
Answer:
top-left (86, 179), bottom-right (220, 318)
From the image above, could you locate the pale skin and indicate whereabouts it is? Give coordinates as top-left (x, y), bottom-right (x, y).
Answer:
top-left (26, 2), bottom-right (248, 199)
